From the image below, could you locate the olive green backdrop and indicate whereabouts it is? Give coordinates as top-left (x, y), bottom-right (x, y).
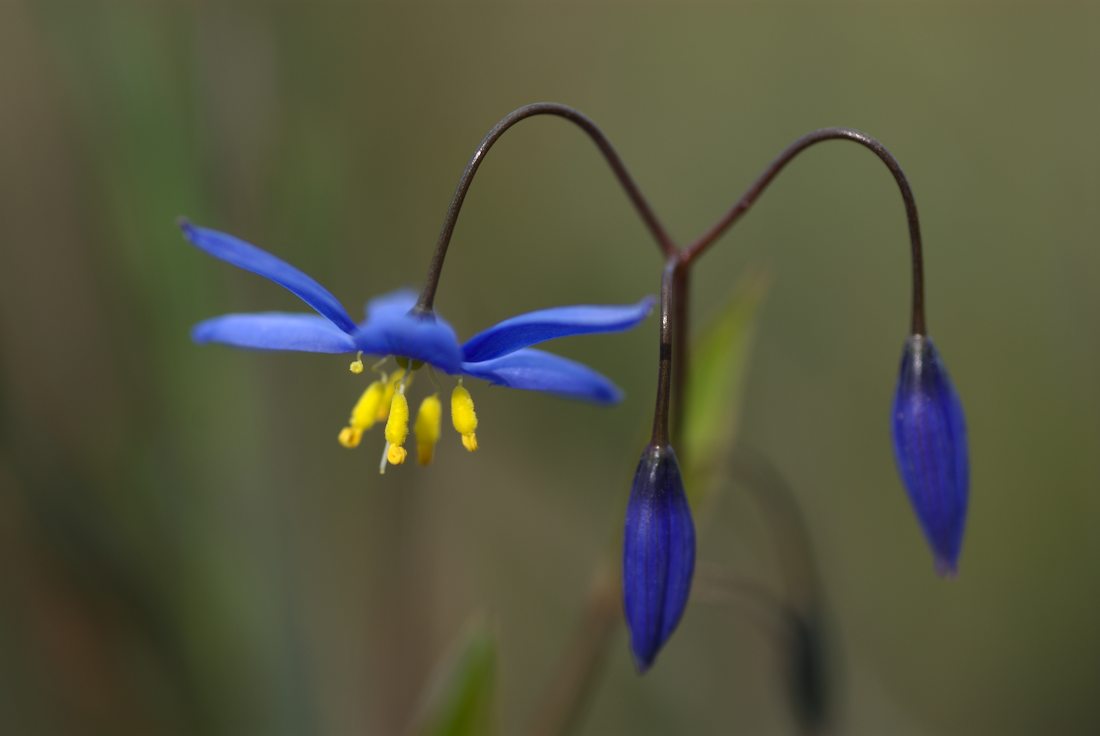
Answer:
top-left (1, 1), bottom-right (1097, 734)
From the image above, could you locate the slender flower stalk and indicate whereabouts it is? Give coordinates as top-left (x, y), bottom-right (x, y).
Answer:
top-left (680, 127), bottom-right (927, 336)
top-left (619, 260), bottom-right (697, 671)
top-left (415, 102), bottom-right (675, 313)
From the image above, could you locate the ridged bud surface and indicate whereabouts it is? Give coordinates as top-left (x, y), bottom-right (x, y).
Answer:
top-left (623, 445), bottom-right (696, 671)
top-left (892, 335), bottom-right (969, 574)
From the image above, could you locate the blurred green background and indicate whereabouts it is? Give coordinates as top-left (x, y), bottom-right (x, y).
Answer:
top-left (1, 1), bottom-right (1098, 734)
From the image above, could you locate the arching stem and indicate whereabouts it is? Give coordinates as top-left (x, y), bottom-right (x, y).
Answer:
top-left (416, 102), bottom-right (676, 312)
top-left (681, 127), bottom-right (927, 335)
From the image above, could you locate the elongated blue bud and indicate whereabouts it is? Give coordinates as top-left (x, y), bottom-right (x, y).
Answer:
top-left (622, 444), bottom-right (696, 671)
top-left (891, 335), bottom-right (969, 575)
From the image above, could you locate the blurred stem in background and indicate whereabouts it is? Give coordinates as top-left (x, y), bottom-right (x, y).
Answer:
top-left (723, 445), bottom-right (833, 736)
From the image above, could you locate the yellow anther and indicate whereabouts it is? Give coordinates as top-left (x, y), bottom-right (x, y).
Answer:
top-left (383, 389), bottom-right (410, 466)
top-left (349, 351), bottom-right (364, 374)
top-left (414, 394), bottom-right (442, 465)
top-left (338, 381), bottom-right (385, 447)
top-left (349, 381), bottom-right (385, 431)
top-left (375, 369), bottom-right (408, 422)
top-left (338, 426), bottom-right (363, 448)
top-left (451, 383), bottom-right (479, 452)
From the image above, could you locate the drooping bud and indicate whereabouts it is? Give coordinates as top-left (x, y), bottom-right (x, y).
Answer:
top-left (891, 335), bottom-right (969, 575)
top-left (622, 444), bottom-right (696, 672)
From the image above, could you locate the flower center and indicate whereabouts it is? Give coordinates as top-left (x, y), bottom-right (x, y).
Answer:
top-left (337, 357), bottom-right (480, 473)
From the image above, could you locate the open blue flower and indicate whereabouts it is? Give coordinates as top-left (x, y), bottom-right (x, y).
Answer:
top-left (182, 221), bottom-right (653, 469)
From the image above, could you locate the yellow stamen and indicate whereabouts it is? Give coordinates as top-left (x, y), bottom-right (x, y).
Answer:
top-left (350, 381), bottom-right (385, 430)
top-left (338, 426), bottom-right (363, 448)
top-left (349, 351), bottom-right (364, 374)
top-left (451, 382), bottom-right (479, 452)
top-left (414, 394), bottom-right (442, 465)
top-left (387, 444), bottom-right (407, 465)
top-left (375, 369), bottom-right (408, 422)
top-left (338, 380), bottom-right (385, 448)
top-left (382, 389), bottom-right (410, 468)
top-left (385, 391), bottom-right (410, 445)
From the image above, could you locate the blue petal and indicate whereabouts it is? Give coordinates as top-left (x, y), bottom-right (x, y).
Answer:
top-left (359, 289), bottom-right (420, 322)
top-left (891, 335), bottom-right (969, 575)
top-left (181, 221), bottom-right (357, 333)
top-left (460, 349), bottom-right (623, 404)
top-left (461, 297), bottom-right (655, 362)
top-left (353, 290), bottom-right (463, 373)
top-left (622, 445), bottom-right (696, 672)
top-left (192, 312), bottom-right (357, 353)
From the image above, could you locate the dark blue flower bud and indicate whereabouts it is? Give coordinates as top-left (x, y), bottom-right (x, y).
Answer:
top-left (891, 335), bottom-right (969, 575)
top-left (622, 444), bottom-right (696, 671)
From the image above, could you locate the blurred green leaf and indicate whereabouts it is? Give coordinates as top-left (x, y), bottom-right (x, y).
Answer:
top-left (683, 271), bottom-right (769, 507)
top-left (412, 616), bottom-right (497, 736)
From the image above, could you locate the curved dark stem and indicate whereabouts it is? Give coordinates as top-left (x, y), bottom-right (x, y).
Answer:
top-left (416, 102), bottom-right (676, 312)
top-left (650, 258), bottom-right (681, 447)
top-left (715, 449), bottom-right (834, 736)
top-left (682, 128), bottom-right (927, 335)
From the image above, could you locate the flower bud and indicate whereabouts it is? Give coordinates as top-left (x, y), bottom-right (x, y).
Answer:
top-left (622, 444), bottom-right (696, 671)
top-left (891, 335), bottom-right (969, 575)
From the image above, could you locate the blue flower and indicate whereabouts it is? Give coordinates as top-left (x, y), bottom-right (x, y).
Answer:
top-left (181, 221), bottom-right (653, 469)
top-left (891, 335), bottom-right (969, 575)
top-left (622, 444), bottom-right (696, 671)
